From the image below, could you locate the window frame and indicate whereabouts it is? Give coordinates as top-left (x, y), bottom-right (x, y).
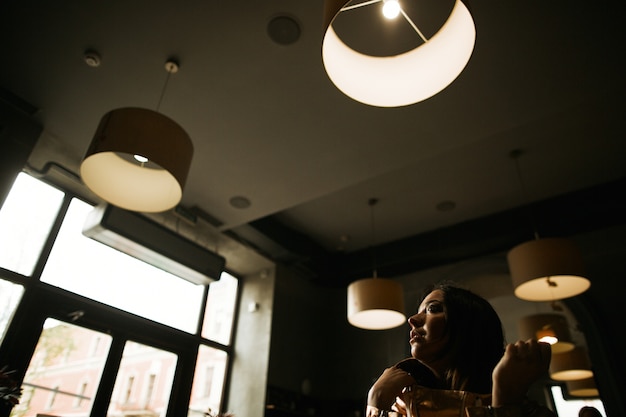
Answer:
top-left (0, 173), bottom-right (241, 417)
top-left (547, 382), bottom-right (607, 417)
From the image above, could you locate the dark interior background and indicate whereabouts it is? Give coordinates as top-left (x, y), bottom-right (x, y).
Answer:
top-left (1, 0), bottom-right (625, 415)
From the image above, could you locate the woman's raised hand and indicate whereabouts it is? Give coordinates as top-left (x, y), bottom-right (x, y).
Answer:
top-left (491, 339), bottom-right (552, 407)
top-left (367, 364), bottom-right (416, 410)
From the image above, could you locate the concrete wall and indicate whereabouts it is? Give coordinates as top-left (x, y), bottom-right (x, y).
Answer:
top-left (228, 268), bottom-right (277, 417)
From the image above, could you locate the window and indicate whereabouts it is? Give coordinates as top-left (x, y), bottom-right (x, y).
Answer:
top-left (74, 381), bottom-right (88, 408)
top-left (0, 280), bottom-right (23, 343)
top-left (0, 173), bottom-right (64, 276)
top-left (143, 374), bottom-right (157, 407)
top-left (202, 366), bottom-right (215, 398)
top-left (190, 346), bottom-right (228, 416)
top-left (124, 376), bottom-right (134, 405)
top-left (0, 173), bottom-right (240, 417)
top-left (45, 385), bottom-right (60, 410)
top-left (203, 272), bottom-right (239, 344)
top-left (17, 319), bottom-right (112, 416)
top-left (550, 385), bottom-right (606, 416)
top-left (40, 198), bottom-right (206, 334)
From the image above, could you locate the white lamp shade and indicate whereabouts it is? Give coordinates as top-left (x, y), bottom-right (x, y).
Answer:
top-left (507, 238), bottom-right (590, 301)
top-left (550, 347), bottom-right (593, 381)
top-left (566, 376), bottom-right (599, 397)
top-left (517, 313), bottom-right (575, 354)
top-left (347, 277), bottom-right (405, 330)
top-left (81, 108), bottom-right (193, 213)
top-left (322, 0), bottom-right (475, 107)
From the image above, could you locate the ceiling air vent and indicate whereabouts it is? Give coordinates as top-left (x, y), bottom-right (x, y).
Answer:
top-left (83, 204), bottom-right (225, 285)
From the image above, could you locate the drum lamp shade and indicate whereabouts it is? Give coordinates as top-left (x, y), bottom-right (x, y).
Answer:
top-left (507, 238), bottom-right (590, 301)
top-left (347, 277), bottom-right (405, 330)
top-left (81, 107), bottom-right (193, 213)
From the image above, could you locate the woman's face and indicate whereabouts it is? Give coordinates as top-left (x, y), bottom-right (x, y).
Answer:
top-left (408, 289), bottom-right (450, 365)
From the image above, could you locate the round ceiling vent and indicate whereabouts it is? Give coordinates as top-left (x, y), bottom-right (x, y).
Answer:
top-left (229, 196), bottom-right (251, 209)
top-left (267, 15), bottom-right (301, 45)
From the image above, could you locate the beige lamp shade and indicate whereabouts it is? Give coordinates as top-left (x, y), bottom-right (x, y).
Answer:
top-left (518, 313), bottom-right (575, 354)
top-left (507, 238), bottom-right (590, 301)
top-left (322, 0), bottom-right (475, 107)
top-left (347, 277), bottom-right (405, 330)
top-left (550, 346), bottom-right (593, 381)
top-left (81, 108), bottom-right (193, 213)
top-left (566, 376), bottom-right (599, 397)
top-left (565, 377), bottom-right (600, 397)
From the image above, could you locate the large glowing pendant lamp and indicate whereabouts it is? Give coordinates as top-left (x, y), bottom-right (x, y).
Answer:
top-left (506, 150), bottom-right (590, 301)
top-left (517, 313), bottom-right (575, 354)
top-left (508, 238), bottom-right (590, 301)
top-left (80, 60), bottom-right (193, 213)
top-left (322, 0), bottom-right (475, 107)
top-left (347, 198), bottom-right (406, 330)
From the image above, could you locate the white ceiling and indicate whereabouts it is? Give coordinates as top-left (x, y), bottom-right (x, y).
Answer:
top-left (1, 0), bottom-right (624, 282)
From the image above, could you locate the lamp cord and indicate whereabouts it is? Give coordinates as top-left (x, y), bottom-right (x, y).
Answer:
top-left (399, 7), bottom-right (428, 42)
top-left (339, 0), bottom-right (428, 43)
top-left (156, 71), bottom-right (172, 112)
top-left (156, 60), bottom-right (179, 112)
top-left (340, 0), bottom-right (380, 12)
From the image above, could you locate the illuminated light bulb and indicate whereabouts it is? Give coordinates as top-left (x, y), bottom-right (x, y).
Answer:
top-left (382, 0), bottom-right (401, 19)
top-left (322, 0), bottom-right (476, 107)
top-left (537, 328), bottom-right (558, 345)
top-left (134, 154), bottom-right (149, 164)
top-left (538, 335), bottom-right (558, 345)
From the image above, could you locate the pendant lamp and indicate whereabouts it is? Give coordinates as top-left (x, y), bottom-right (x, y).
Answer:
top-left (550, 346), bottom-right (593, 381)
top-left (506, 150), bottom-right (590, 301)
top-left (508, 238), bottom-right (590, 301)
top-left (566, 376), bottom-right (599, 397)
top-left (517, 313), bottom-right (575, 354)
top-left (322, 0), bottom-right (475, 107)
top-left (347, 198), bottom-right (406, 330)
top-left (81, 60), bottom-right (193, 213)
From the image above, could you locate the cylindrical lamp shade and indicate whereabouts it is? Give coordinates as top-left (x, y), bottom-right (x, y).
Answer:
top-left (347, 278), bottom-right (405, 330)
top-left (322, 0), bottom-right (475, 107)
top-left (550, 347), bottom-right (593, 381)
top-left (518, 313), bottom-right (574, 354)
top-left (507, 238), bottom-right (590, 301)
top-left (566, 376), bottom-right (599, 397)
top-left (81, 108), bottom-right (193, 213)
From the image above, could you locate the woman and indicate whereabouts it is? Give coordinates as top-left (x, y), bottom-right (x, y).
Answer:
top-left (367, 283), bottom-right (556, 416)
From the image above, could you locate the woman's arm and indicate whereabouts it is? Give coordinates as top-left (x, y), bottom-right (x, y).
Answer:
top-left (367, 366), bottom-right (415, 410)
top-left (491, 339), bottom-right (552, 407)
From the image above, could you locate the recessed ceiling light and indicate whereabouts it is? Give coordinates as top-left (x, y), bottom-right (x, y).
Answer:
top-left (267, 15), bottom-right (301, 45)
top-left (84, 50), bottom-right (101, 67)
top-left (230, 196), bottom-right (251, 209)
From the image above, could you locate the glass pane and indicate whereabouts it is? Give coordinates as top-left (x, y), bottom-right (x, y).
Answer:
top-left (12, 318), bottom-right (112, 417)
top-left (108, 341), bottom-right (177, 416)
top-left (0, 173), bottom-right (64, 276)
top-left (188, 345), bottom-right (229, 417)
top-left (0, 279), bottom-right (24, 343)
top-left (202, 272), bottom-right (238, 344)
top-left (550, 385), bottom-right (606, 416)
top-left (41, 198), bottom-right (205, 333)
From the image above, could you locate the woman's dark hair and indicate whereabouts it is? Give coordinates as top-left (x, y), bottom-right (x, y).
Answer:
top-left (419, 282), bottom-right (505, 393)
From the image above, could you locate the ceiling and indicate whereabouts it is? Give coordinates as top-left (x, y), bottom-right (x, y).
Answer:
top-left (1, 0), bottom-right (624, 286)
